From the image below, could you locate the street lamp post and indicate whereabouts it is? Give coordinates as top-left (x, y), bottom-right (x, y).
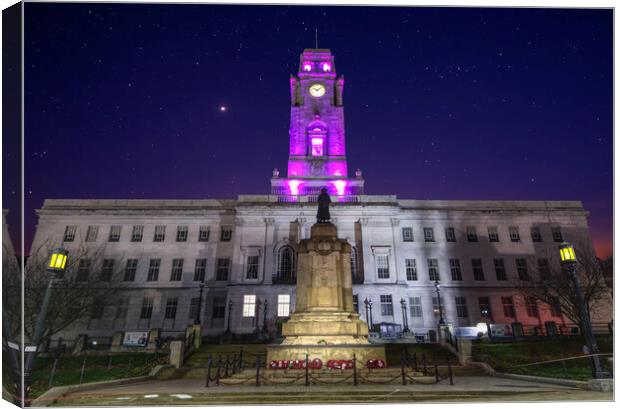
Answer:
top-left (225, 299), bottom-right (233, 334)
top-left (368, 298), bottom-right (374, 330)
top-left (559, 242), bottom-right (610, 379)
top-left (364, 298), bottom-right (371, 331)
top-left (195, 283), bottom-right (205, 325)
top-left (263, 299), bottom-right (268, 333)
top-left (435, 280), bottom-right (445, 325)
top-left (400, 298), bottom-right (409, 333)
top-left (24, 247), bottom-right (68, 403)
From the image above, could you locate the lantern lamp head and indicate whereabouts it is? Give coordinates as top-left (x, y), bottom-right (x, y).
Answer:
top-left (559, 242), bottom-right (577, 264)
top-left (435, 280), bottom-right (440, 289)
top-left (48, 247), bottom-right (68, 273)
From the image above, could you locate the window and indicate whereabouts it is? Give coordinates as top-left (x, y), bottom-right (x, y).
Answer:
top-left (424, 227), bottom-right (435, 242)
top-left (466, 226), bottom-right (478, 242)
top-left (154, 225), bottom-right (166, 242)
top-left (101, 259), bottom-right (114, 281)
top-left (91, 300), bottom-right (104, 320)
top-left (537, 258), bottom-right (551, 281)
top-left (445, 227), bottom-right (456, 242)
top-left (455, 296), bottom-right (468, 318)
top-left (277, 294), bottom-right (290, 317)
top-left (212, 297), bottom-right (225, 319)
top-left (478, 296), bottom-right (491, 318)
top-left (165, 298), bottom-right (178, 319)
top-left (494, 258), bottom-right (507, 281)
top-left (450, 259), bottom-right (462, 281)
top-left (432, 297), bottom-right (444, 318)
top-left (525, 296), bottom-right (539, 317)
top-left (115, 298), bottom-right (128, 319)
top-left (85, 225), bottom-right (99, 242)
top-left (311, 137), bottom-right (324, 156)
top-left (140, 298), bottom-right (154, 319)
top-left (216, 258), bottom-right (230, 281)
top-left (501, 296), bottom-right (515, 318)
top-left (124, 259), bottom-right (138, 281)
top-left (131, 225), bottom-right (144, 242)
top-left (176, 225), bottom-right (188, 242)
top-left (516, 258), bottom-right (529, 280)
top-left (405, 259), bottom-right (418, 281)
top-left (63, 225), bottom-right (77, 242)
top-left (380, 295), bottom-right (393, 316)
top-left (275, 246), bottom-right (296, 282)
top-left (147, 259), bottom-right (161, 281)
top-left (428, 259), bottom-right (440, 281)
top-left (194, 258), bottom-right (207, 282)
top-left (509, 226), bottom-right (521, 242)
top-left (198, 225), bottom-right (210, 242)
top-left (472, 258), bottom-right (485, 281)
top-left (409, 297), bottom-right (422, 318)
top-left (243, 295), bottom-right (256, 317)
top-left (220, 226), bottom-right (233, 241)
top-left (246, 255), bottom-right (259, 279)
top-left (189, 298), bottom-right (200, 320)
top-left (550, 297), bottom-right (562, 317)
top-left (530, 226), bottom-right (543, 242)
top-left (551, 227), bottom-right (563, 242)
top-left (376, 255), bottom-right (390, 279)
top-left (353, 295), bottom-right (359, 313)
top-left (488, 226), bottom-right (499, 242)
top-left (402, 227), bottom-right (414, 242)
top-left (108, 225), bottom-right (121, 242)
top-left (170, 258), bottom-right (184, 281)
top-left (350, 247), bottom-right (360, 282)
top-left (76, 259), bottom-right (91, 281)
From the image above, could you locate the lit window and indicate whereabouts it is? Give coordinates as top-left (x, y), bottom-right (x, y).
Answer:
top-left (303, 63), bottom-right (312, 72)
top-left (376, 255), bottom-right (389, 279)
top-left (243, 295), bottom-right (256, 317)
top-left (311, 137), bottom-right (324, 156)
top-left (322, 63), bottom-right (331, 72)
top-left (278, 294), bottom-right (290, 317)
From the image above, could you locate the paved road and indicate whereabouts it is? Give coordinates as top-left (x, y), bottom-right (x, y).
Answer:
top-left (47, 376), bottom-right (612, 405)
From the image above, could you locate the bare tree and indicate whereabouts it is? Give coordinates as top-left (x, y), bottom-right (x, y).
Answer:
top-left (512, 241), bottom-right (612, 331)
top-left (3, 240), bottom-right (129, 345)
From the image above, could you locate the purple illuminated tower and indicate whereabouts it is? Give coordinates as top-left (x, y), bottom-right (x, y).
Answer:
top-left (271, 49), bottom-right (364, 199)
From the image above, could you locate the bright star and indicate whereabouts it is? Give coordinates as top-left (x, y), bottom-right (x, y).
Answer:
top-left (219, 106), bottom-right (227, 112)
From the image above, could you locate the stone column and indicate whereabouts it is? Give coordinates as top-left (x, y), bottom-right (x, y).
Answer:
top-left (146, 328), bottom-right (160, 352)
top-left (110, 332), bottom-right (124, 352)
top-left (390, 218), bottom-right (402, 283)
top-left (168, 341), bottom-right (184, 368)
top-left (263, 218), bottom-right (275, 284)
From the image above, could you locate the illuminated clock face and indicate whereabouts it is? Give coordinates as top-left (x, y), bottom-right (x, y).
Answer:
top-left (309, 83), bottom-right (326, 98)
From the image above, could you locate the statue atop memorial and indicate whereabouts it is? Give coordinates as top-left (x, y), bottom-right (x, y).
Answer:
top-left (317, 188), bottom-right (331, 223)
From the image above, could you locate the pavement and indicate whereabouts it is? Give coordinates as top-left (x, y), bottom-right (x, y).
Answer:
top-left (45, 376), bottom-right (613, 405)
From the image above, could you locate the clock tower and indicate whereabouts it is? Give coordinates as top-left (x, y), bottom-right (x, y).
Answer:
top-left (271, 49), bottom-right (364, 199)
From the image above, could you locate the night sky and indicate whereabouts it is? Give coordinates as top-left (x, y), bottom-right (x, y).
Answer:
top-left (14, 3), bottom-right (613, 256)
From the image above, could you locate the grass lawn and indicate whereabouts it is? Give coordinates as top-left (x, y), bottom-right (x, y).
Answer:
top-left (27, 353), bottom-right (167, 398)
top-left (472, 335), bottom-right (613, 381)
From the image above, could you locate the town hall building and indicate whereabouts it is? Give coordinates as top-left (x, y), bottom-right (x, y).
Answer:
top-left (28, 49), bottom-right (608, 344)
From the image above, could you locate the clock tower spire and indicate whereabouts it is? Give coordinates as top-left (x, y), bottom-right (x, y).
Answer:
top-left (271, 49), bottom-right (364, 200)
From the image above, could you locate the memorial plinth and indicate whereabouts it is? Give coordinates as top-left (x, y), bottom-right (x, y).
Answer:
top-left (267, 223), bottom-right (385, 364)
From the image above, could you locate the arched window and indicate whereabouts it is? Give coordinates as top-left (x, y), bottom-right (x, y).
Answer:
top-left (274, 245), bottom-right (296, 284)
